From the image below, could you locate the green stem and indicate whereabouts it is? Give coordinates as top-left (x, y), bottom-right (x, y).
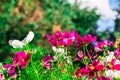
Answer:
top-left (85, 46), bottom-right (91, 60)
top-left (65, 47), bottom-right (67, 54)
top-left (31, 55), bottom-right (39, 80)
top-left (17, 66), bottom-right (22, 80)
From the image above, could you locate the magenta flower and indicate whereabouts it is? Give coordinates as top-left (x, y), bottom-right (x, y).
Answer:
top-left (75, 33), bottom-right (96, 48)
top-left (75, 50), bottom-right (84, 61)
top-left (12, 51), bottom-right (30, 69)
top-left (87, 49), bottom-right (98, 59)
top-left (42, 55), bottom-right (53, 70)
top-left (114, 47), bottom-right (120, 59)
top-left (46, 31), bottom-right (62, 46)
top-left (107, 59), bottom-right (120, 70)
top-left (10, 73), bottom-right (17, 79)
top-left (3, 51), bottom-right (30, 79)
top-left (83, 34), bottom-right (97, 45)
top-left (75, 67), bottom-right (88, 78)
top-left (3, 64), bottom-right (16, 74)
top-left (87, 60), bottom-right (104, 79)
top-left (3, 63), bottom-right (17, 79)
top-left (61, 30), bottom-right (75, 46)
top-left (0, 74), bottom-right (5, 80)
top-left (94, 40), bottom-right (114, 52)
top-left (46, 30), bottom-right (75, 47)
top-left (74, 32), bottom-right (83, 48)
top-left (88, 60), bottom-right (104, 71)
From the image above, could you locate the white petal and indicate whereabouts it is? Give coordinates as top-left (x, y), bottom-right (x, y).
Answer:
top-left (22, 31), bottom-right (34, 43)
top-left (57, 48), bottom-right (65, 53)
top-left (105, 70), bottom-right (114, 78)
top-left (52, 46), bottom-right (57, 52)
top-left (9, 40), bottom-right (24, 48)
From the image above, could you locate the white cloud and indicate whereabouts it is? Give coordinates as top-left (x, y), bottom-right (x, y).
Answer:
top-left (68, 0), bottom-right (118, 20)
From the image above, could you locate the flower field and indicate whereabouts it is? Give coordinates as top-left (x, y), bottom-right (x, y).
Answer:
top-left (0, 0), bottom-right (120, 80)
top-left (1, 30), bottom-right (120, 80)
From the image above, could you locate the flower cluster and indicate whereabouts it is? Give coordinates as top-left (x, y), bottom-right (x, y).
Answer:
top-left (46, 30), bottom-right (75, 47)
top-left (42, 55), bottom-right (53, 70)
top-left (2, 30), bottom-right (120, 80)
top-left (3, 51), bottom-right (30, 79)
top-left (46, 30), bottom-right (120, 80)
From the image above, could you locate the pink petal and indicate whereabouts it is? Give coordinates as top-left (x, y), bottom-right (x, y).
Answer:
top-left (3, 64), bottom-right (12, 68)
top-left (10, 73), bottom-right (17, 79)
top-left (8, 67), bottom-right (15, 74)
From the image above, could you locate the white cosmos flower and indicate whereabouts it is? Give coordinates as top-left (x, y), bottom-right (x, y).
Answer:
top-left (104, 51), bottom-right (115, 62)
top-left (105, 70), bottom-right (114, 78)
top-left (9, 31), bottom-right (34, 48)
top-left (52, 46), bottom-right (65, 53)
top-left (106, 70), bottom-right (120, 78)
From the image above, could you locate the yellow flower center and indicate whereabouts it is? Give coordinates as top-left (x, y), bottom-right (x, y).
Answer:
top-left (108, 63), bottom-right (112, 68)
top-left (22, 58), bottom-right (25, 62)
top-left (114, 38), bottom-right (120, 48)
top-left (90, 66), bottom-right (95, 70)
top-left (78, 73), bottom-right (81, 77)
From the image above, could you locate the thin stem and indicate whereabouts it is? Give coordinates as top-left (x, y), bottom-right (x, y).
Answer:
top-left (31, 55), bottom-right (39, 80)
top-left (85, 46), bottom-right (91, 60)
top-left (17, 66), bottom-right (22, 80)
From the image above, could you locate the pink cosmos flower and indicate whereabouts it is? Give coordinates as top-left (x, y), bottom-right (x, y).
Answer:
top-left (3, 51), bottom-right (30, 76)
top-left (74, 33), bottom-right (96, 48)
top-left (9, 73), bottom-right (17, 79)
top-left (46, 31), bottom-right (62, 46)
top-left (3, 64), bottom-right (16, 74)
top-left (75, 50), bottom-right (98, 61)
top-left (94, 40), bottom-right (114, 52)
top-left (75, 50), bottom-right (84, 61)
top-left (3, 51), bottom-right (30, 79)
top-left (42, 55), bottom-right (53, 70)
top-left (3, 64), bottom-right (17, 79)
top-left (87, 49), bottom-right (98, 59)
top-left (75, 67), bottom-right (88, 78)
top-left (0, 74), bottom-right (5, 80)
top-left (61, 30), bottom-right (75, 46)
top-left (46, 30), bottom-right (75, 47)
top-left (83, 34), bottom-right (97, 45)
top-left (12, 51), bottom-right (30, 69)
top-left (107, 59), bottom-right (120, 70)
top-left (114, 47), bottom-right (120, 59)
top-left (87, 60), bottom-right (104, 79)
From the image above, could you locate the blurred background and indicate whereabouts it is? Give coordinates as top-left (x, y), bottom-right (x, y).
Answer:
top-left (0, 0), bottom-right (120, 62)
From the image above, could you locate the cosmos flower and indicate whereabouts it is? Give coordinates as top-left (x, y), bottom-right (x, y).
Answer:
top-left (0, 74), bottom-right (5, 80)
top-left (52, 46), bottom-right (64, 53)
top-left (102, 51), bottom-right (115, 63)
top-left (12, 51), bottom-right (30, 69)
top-left (42, 55), bottom-right (53, 70)
top-left (3, 64), bottom-right (16, 74)
top-left (75, 50), bottom-right (84, 61)
top-left (74, 33), bottom-right (96, 48)
top-left (105, 70), bottom-right (120, 79)
top-left (9, 31), bottom-right (34, 48)
top-left (75, 67), bottom-right (88, 78)
top-left (87, 60), bottom-right (104, 79)
top-left (107, 59), bottom-right (120, 70)
top-left (94, 40), bottom-right (113, 52)
top-left (46, 30), bottom-right (75, 47)
top-left (114, 47), bottom-right (120, 59)
top-left (3, 51), bottom-right (30, 73)
top-left (2, 63), bottom-right (17, 79)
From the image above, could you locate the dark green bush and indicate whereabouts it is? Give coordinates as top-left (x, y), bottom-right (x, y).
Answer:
top-left (0, 0), bottom-right (99, 61)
